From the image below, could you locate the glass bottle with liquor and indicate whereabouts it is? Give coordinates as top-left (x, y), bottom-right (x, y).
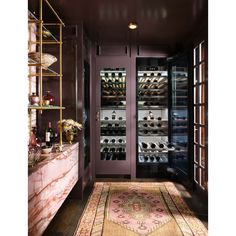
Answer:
top-left (45, 122), bottom-right (54, 147)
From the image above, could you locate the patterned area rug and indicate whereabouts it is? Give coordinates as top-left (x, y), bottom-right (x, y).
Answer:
top-left (74, 182), bottom-right (208, 236)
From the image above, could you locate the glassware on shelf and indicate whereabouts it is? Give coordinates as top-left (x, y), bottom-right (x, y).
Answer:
top-left (29, 92), bottom-right (40, 106)
top-left (43, 90), bottom-right (55, 105)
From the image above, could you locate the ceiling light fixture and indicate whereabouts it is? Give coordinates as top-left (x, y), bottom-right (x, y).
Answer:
top-left (128, 22), bottom-right (138, 30)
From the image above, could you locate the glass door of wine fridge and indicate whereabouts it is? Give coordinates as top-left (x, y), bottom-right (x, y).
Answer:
top-left (95, 58), bottom-right (131, 176)
top-left (100, 69), bottom-right (126, 161)
top-left (136, 58), bottom-right (172, 178)
top-left (169, 56), bottom-right (189, 177)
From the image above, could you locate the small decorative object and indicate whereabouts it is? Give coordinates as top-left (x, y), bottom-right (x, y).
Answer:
top-left (42, 99), bottom-right (50, 106)
top-left (41, 146), bottom-right (53, 154)
top-left (43, 91), bottom-right (55, 105)
top-left (28, 52), bottom-right (57, 68)
top-left (57, 119), bottom-right (82, 144)
top-left (28, 127), bottom-right (42, 166)
top-left (29, 92), bottom-right (40, 106)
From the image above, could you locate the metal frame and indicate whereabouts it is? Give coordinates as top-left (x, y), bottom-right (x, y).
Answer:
top-left (28, 0), bottom-right (65, 149)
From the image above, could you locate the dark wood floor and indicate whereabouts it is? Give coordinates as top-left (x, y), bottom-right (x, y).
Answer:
top-left (43, 178), bottom-right (208, 236)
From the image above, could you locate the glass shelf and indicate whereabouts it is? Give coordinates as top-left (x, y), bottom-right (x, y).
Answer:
top-left (28, 105), bottom-right (65, 110)
top-left (28, 11), bottom-right (59, 43)
top-left (28, 58), bottom-right (60, 77)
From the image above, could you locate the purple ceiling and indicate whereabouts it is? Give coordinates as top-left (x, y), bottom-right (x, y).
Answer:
top-left (32, 0), bottom-right (208, 45)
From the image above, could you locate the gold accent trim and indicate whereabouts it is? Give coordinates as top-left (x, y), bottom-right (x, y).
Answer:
top-left (59, 23), bottom-right (63, 147)
top-left (30, 41), bottom-right (62, 45)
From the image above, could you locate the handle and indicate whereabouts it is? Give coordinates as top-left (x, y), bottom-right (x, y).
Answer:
top-left (96, 111), bottom-right (100, 121)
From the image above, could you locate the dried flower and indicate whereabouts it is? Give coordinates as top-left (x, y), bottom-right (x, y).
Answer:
top-left (57, 119), bottom-right (82, 135)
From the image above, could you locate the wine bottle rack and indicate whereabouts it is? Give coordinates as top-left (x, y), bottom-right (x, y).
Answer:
top-left (170, 65), bottom-right (189, 175)
top-left (137, 68), bottom-right (169, 169)
top-left (100, 68), bottom-right (127, 161)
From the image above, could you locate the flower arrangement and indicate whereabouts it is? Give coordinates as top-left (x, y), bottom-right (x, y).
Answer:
top-left (57, 119), bottom-right (82, 135)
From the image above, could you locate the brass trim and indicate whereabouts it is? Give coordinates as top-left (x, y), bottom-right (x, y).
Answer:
top-left (28, 73), bottom-right (62, 77)
top-left (30, 41), bottom-right (62, 45)
top-left (59, 23), bottom-right (63, 147)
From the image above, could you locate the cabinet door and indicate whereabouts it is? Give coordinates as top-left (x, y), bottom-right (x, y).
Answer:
top-left (95, 57), bottom-right (131, 175)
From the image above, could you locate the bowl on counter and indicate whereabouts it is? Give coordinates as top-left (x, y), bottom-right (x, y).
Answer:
top-left (41, 146), bottom-right (53, 154)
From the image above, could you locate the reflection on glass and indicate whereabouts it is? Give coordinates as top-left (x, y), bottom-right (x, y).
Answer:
top-left (171, 62), bottom-right (189, 175)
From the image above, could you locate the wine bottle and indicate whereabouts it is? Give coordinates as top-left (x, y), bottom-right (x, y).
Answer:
top-left (149, 123), bottom-right (155, 128)
top-left (103, 139), bottom-right (109, 143)
top-left (45, 122), bottom-right (53, 147)
top-left (112, 110), bottom-right (116, 120)
top-left (157, 123), bottom-right (162, 128)
top-left (150, 155), bottom-right (155, 162)
top-left (148, 111), bottom-right (154, 120)
top-left (141, 142), bottom-right (148, 149)
top-left (103, 147), bottom-right (108, 152)
top-left (150, 143), bottom-right (156, 149)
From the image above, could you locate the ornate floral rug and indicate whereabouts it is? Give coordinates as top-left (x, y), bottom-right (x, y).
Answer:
top-left (74, 182), bottom-right (208, 236)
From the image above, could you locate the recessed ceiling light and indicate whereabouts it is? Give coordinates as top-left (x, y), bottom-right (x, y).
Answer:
top-left (128, 22), bottom-right (138, 30)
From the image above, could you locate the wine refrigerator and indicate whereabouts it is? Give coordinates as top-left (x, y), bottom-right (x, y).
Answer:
top-left (136, 58), bottom-right (171, 178)
top-left (95, 55), bottom-right (131, 176)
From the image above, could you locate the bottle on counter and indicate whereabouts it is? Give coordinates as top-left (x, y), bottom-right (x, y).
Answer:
top-left (45, 122), bottom-right (54, 147)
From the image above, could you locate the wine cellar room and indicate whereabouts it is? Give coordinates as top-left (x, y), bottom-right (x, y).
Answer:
top-left (27, 0), bottom-right (208, 235)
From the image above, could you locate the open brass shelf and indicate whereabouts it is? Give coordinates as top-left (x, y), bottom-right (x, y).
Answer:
top-left (28, 0), bottom-right (65, 150)
top-left (28, 58), bottom-right (60, 77)
top-left (28, 11), bottom-right (61, 43)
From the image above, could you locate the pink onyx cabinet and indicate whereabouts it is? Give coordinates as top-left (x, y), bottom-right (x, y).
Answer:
top-left (28, 143), bottom-right (79, 236)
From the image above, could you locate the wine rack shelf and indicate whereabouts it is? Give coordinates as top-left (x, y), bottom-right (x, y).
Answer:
top-left (170, 64), bottom-right (189, 175)
top-left (100, 68), bottom-right (127, 161)
top-left (137, 68), bottom-right (169, 169)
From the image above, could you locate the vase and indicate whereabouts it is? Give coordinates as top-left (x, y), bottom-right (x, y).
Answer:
top-left (66, 132), bottom-right (74, 144)
top-left (29, 92), bottom-right (40, 106)
top-left (43, 91), bottom-right (55, 105)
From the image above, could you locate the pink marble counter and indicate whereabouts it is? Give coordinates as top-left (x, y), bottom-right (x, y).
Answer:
top-left (28, 143), bottom-right (79, 236)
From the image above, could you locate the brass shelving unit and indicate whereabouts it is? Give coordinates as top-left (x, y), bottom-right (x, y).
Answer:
top-left (28, 0), bottom-right (65, 149)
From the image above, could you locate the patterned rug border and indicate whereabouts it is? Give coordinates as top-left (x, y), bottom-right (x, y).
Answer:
top-left (74, 182), bottom-right (208, 236)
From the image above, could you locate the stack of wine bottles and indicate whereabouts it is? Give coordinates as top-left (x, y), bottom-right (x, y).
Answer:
top-left (138, 113), bottom-right (168, 136)
top-left (100, 137), bottom-right (126, 160)
top-left (101, 69), bottom-right (126, 107)
top-left (137, 71), bottom-right (168, 108)
top-left (101, 122), bottom-right (126, 136)
top-left (138, 154), bottom-right (168, 164)
top-left (172, 112), bottom-right (188, 134)
top-left (139, 141), bottom-right (175, 152)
